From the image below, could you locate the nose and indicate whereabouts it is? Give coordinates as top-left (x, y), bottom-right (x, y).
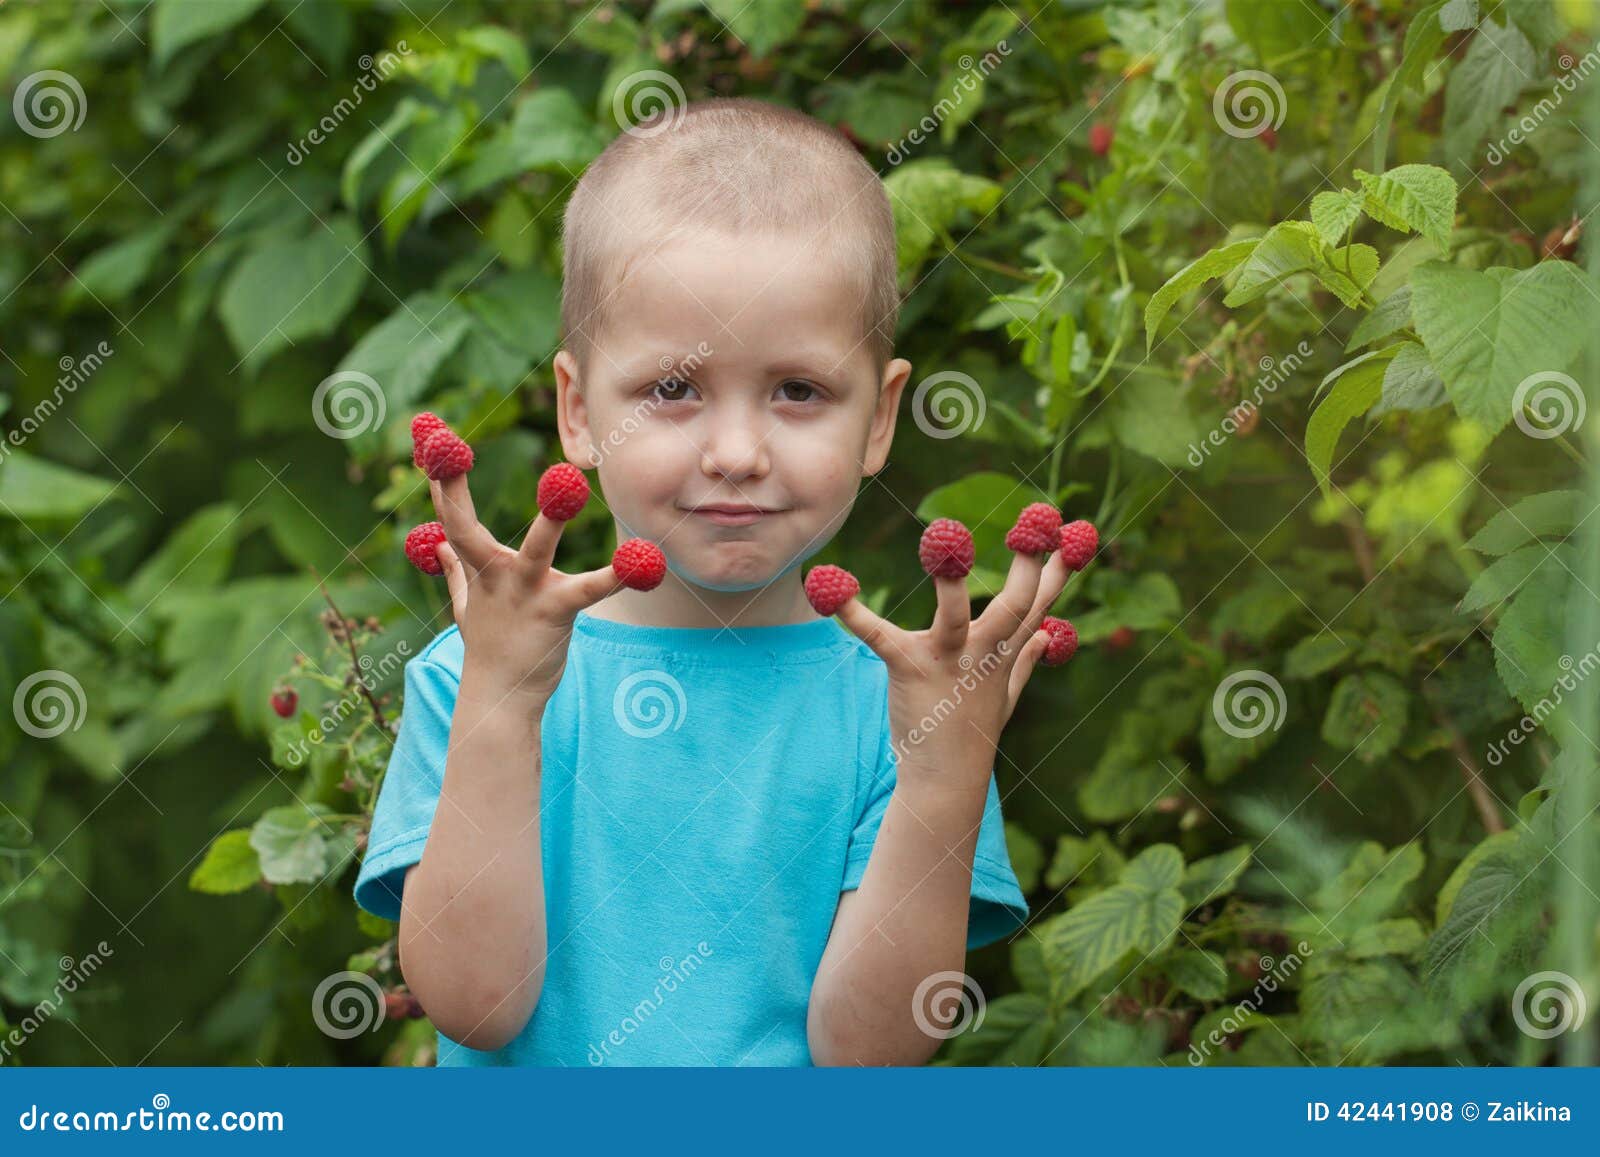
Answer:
top-left (698, 402), bottom-right (770, 484)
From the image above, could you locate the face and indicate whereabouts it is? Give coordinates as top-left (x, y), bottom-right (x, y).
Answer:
top-left (555, 228), bottom-right (910, 597)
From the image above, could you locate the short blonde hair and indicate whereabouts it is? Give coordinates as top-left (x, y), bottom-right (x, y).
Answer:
top-left (559, 96), bottom-right (899, 383)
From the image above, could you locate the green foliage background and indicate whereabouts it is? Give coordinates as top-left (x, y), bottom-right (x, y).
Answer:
top-left (2, 0), bottom-right (1597, 1066)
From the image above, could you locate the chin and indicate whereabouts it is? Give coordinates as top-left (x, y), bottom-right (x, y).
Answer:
top-left (670, 551), bottom-right (803, 594)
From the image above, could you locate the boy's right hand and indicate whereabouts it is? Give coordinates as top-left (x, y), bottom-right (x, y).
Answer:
top-left (429, 471), bottom-right (624, 702)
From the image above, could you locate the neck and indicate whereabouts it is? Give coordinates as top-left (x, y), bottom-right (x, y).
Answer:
top-left (588, 557), bottom-right (818, 628)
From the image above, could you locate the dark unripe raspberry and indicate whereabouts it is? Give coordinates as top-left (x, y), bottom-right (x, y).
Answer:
top-left (1040, 616), bottom-right (1079, 666)
top-left (1058, 520), bottom-right (1099, 571)
top-left (404, 521), bottom-right (448, 575)
top-left (270, 686), bottom-right (298, 718)
top-left (420, 427), bottom-right (474, 480)
top-left (612, 538), bottom-right (666, 591)
top-left (1005, 503), bottom-right (1063, 554)
top-left (804, 564), bottom-right (859, 616)
top-left (411, 412), bottom-right (449, 468)
top-left (538, 462), bottom-right (590, 521)
top-left (918, 518), bottom-right (975, 578)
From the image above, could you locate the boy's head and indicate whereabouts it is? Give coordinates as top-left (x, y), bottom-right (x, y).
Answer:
top-left (552, 97), bottom-right (912, 601)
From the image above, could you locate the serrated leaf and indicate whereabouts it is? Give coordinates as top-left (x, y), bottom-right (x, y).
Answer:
top-left (884, 160), bottom-right (1002, 281)
top-left (1458, 544), bottom-right (1558, 614)
top-left (250, 804), bottom-right (355, 885)
top-left (1123, 844), bottom-right (1184, 893)
top-left (1284, 634), bottom-right (1352, 679)
top-left (1347, 286), bottom-right (1413, 351)
top-left (1435, 830), bottom-right (1524, 926)
top-left (218, 217), bottom-right (368, 370)
top-left (189, 830), bottom-right (261, 894)
top-left (1372, 341), bottom-right (1447, 416)
top-left (1465, 490), bottom-right (1584, 554)
top-left (1224, 222), bottom-right (1321, 307)
top-left (1444, 16), bottom-right (1536, 160)
top-left (703, 0), bottom-right (805, 57)
top-left (1314, 841), bottom-right (1424, 932)
top-left (1144, 240), bottom-right (1258, 348)
top-left (1321, 670), bottom-right (1409, 763)
top-left (1493, 565), bottom-right (1569, 711)
top-left (1179, 846), bottom-right (1252, 909)
top-left (1310, 190), bottom-right (1363, 245)
top-left (1046, 883), bottom-right (1183, 987)
top-left (1353, 165), bottom-right (1457, 250)
top-left (1313, 243), bottom-right (1380, 308)
top-left (1306, 347), bottom-right (1397, 493)
top-left (1371, 0), bottom-right (1453, 168)
top-left (1162, 949), bottom-right (1229, 1000)
top-left (1347, 918), bottom-right (1426, 959)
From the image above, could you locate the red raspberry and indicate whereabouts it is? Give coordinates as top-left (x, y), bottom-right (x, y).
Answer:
top-left (804, 564), bottom-right (859, 616)
top-left (404, 521), bottom-right (447, 575)
top-left (612, 538), bottom-right (666, 591)
top-left (420, 427), bottom-right (474, 480)
top-left (270, 686), bottom-right (297, 718)
top-left (1058, 519), bottom-right (1099, 571)
top-left (1040, 616), bottom-right (1079, 666)
top-left (1004, 503), bottom-right (1063, 554)
top-left (1103, 625), bottom-right (1135, 653)
top-left (410, 412), bottom-right (448, 468)
top-left (918, 518), bottom-right (975, 579)
top-left (538, 462), bottom-right (590, 521)
top-left (1090, 122), bottom-right (1114, 157)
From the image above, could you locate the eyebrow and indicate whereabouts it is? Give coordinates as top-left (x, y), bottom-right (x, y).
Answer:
top-left (624, 353), bottom-right (853, 381)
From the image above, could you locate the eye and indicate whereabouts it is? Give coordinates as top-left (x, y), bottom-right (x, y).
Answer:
top-left (649, 377), bottom-right (698, 403)
top-left (776, 379), bottom-right (820, 403)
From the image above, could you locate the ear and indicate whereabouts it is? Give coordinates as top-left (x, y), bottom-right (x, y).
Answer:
top-left (862, 357), bottom-right (912, 477)
top-left (554, 349), bottom-right (599, 468)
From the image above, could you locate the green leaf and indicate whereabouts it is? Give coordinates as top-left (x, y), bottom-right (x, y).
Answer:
top-left (1353, 165), bottom-right (1458, 250)
top-left (250, 804), bottom-right (356, 885)
top-left (1465, 490), bottom-right (1583, 554)
top-left (1371, 0), bottom-right (1457, 169)
top-left (1443, 16), bottom-right (1536, 161)
top-left (1372, 340), bottom-right (1447, 416)
top-left (218, 217), bottom-right (369, 370)
top-left (1305, 347), bottom-right (1397, 493)
top-left (1347, 286), bottom-right (1412, 351)
top-left (1310, 190), bottom-right (1363, 245)
top-left (1224, 0), bottom-right (1329, 61)
top-left (1314, 841), bottom-right (1424, 932)
top-left (152, 0), bottom-right (267, 67)
top-left (884, 161), bottom-right (1002, 281)
top-left (68, 224), bottom-right (176, 306)
top-left (189, 830), bottom-right (261, 894)
top-left (1143, 240), bottom-right (1258, 349)
top-left (1313, 242), bottom-right (1380, 309)
top-left (1435, 830), bottom-right (1524, 925)
top-left (1347, 918), bottom-right (1425, 959)
top-left (703, 0), bottom-right (805, 58)
top-left (336, 291), bottom-right (474, 410)
top-left (1458, 544), bottom-right (1559, 614)
top-left (1284, 634), bottom-right (1352, 679)
top-left (1179, 846), bottom-right (1252, 909)
top-left (1046, 883), bottom-right (1184, 988)
top-left (1107, 375), bottom-right (1205, 467)
top-left (1424, 844), bottom-right (1537, 977)
top-left (1162, 949), bottom-right (1229, 1000)
top-left (1493, 565), bottom-right (1569, 711)
top-left (1045, 832), bottom-right (1126, 892)
top-left (124, 502), bottom-right (243, 612)
top-left (0, 451), bottom-right (118, 521)
top-left (1122, 844), bottom-right (1183, 893)
top-left (1321, 670), bottom-right (1409, 763)
top-left (1224, 222), bottom-right (1321, 307)
top-left (1004, 823), bottom-right (1044, 893)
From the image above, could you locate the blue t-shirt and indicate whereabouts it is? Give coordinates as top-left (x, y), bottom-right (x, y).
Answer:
top-left (353, 609), bottom-right (1028, 1066)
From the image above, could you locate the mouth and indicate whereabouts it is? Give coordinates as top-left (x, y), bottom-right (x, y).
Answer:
top-left (684, 504), bottom-right (784, 527)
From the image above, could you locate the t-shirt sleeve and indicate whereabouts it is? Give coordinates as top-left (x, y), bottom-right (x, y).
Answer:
top-left (841, 674), bottom-right (1029, 950)
top-left (352, 655), bottom-right (458, 923)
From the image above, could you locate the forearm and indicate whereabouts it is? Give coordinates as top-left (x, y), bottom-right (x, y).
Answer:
top-left (399, 662), bottom-right (548, 1051)
top-left (808, 773), bottom-right (988, 1066)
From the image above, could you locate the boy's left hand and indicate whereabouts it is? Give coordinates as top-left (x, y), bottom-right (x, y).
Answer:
top-left (832, 549), bottom-right (1073, 790)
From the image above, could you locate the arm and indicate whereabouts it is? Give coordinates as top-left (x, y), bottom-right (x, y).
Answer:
top-left (397, 670), bottom-right (549, 1052)
top-left (807, 777), bottom-right (987, 1066)
top-left (808, 545), bottom-right (1073, 1065)
top-left (391, 467), bottom-right (624, 1051)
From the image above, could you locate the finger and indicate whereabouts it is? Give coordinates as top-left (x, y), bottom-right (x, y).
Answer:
top-left (437, 541), bottom-right (469, 624)
top-left (1009, 551), bottom-right (1071, 652)
top-left (548, 563), bottom-right (625, 618)
top-left (835, 596), bottom-right (914, 671)
top-left (517, 511), bottom-right (564, 572)
top-left (927, 573), bottom-right (971, 655)
top-left (432, 473), bottom-right (500, 566)
top-left (1006, 628), bottom-right (1050, 715)
top-left (978, 550), bottom-right (1045, 643)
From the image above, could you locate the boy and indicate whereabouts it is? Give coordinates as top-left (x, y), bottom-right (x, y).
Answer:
top-left (354, 97), bottom-right (1075, 1066)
